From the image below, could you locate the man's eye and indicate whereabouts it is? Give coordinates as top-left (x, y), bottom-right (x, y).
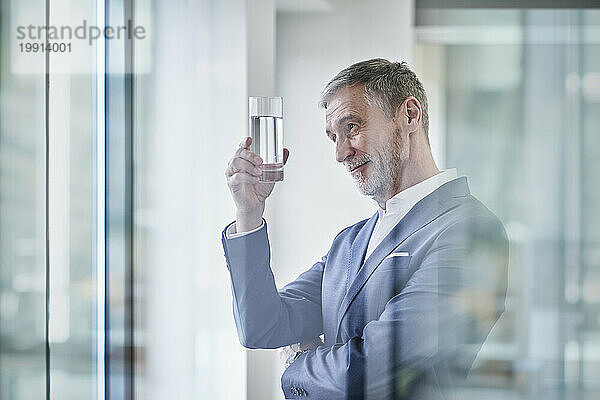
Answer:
top-left (347, 123), bottom-right (358, 132)
top-left (329, 134), bottom-right (337, 143)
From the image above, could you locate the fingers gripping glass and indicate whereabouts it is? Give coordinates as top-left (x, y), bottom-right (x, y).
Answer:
top-left (249, 97), bottom-right (284, 182)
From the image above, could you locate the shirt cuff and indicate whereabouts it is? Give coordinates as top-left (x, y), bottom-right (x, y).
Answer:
top-left (226, 220), bottom-right (265, 239)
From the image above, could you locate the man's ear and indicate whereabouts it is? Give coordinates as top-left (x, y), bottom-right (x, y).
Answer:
top-left (396, 97), bottom-right (422, 134)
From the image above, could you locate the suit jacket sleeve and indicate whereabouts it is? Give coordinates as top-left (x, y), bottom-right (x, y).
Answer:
top-left (281, 214), bottom-right (509, 400)
top-left (222, 220), bottom-right (326, 349)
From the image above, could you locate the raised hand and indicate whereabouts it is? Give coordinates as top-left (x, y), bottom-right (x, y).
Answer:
top-left (225, 137), bottom-right (289, 232)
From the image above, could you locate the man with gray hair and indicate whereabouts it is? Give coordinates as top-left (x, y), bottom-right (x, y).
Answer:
top-left (222, 59), bottom-right (508, 399)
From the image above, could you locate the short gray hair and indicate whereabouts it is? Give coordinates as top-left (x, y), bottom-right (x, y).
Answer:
top-left (319, 58), bottom-right (429, 137)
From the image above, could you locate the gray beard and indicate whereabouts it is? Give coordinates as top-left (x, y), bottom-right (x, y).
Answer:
top-left (353, 138), bottom-right (405, 198)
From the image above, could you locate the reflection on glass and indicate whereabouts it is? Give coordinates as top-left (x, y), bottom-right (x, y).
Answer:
top-left (417, 7), bottom-right (600, 399)
top-left (132, 1), bottom-right (247, 399)
top-left (1, 1), bottom-right (99, 399)
top-left (46, 1), bottom-right (97, 399)
top-left (0, 1), bottom-right (46, 398)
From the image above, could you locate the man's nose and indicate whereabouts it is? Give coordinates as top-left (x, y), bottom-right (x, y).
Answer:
top-left (335, 136), bottom-right (355, 163)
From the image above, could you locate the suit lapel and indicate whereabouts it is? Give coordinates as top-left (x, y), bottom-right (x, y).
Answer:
top-left (335, 177), bottom-right (470, 340)
top-left (347, 212), bottom-right (379, 286)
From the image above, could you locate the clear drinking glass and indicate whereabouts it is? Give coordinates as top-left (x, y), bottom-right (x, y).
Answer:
top-left (249, 96), bottom-right (284, 182)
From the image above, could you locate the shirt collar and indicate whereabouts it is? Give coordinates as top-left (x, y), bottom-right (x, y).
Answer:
top-left (377, 169), bottom-right (459, 217)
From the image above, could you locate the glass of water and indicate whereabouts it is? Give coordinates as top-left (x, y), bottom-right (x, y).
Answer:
top-left (249, 96), bottom-right (284, 182)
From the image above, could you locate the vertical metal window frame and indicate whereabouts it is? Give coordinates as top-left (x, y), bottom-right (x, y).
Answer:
top-left (94, 0), bottom-right (136, 399)
top-left (94, 0), bottom-right (136, 398)
top-left (45, 0), bottom-right (52, 398)
top-left (96, 0), bottom-right (107, 398)
top-left (105, 0), bottom-right (135, 399)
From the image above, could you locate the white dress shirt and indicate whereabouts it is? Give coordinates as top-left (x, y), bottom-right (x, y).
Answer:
top-left (226, 219), bottom-right (264, 238)
top-left (365, 169), bottom-right (458, 259)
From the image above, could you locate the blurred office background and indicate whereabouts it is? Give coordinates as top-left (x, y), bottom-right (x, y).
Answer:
top-left (1, 0), bottom-right (599, 399)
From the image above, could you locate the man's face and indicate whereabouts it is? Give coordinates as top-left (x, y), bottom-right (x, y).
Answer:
top-left (325, 85), bottom-right (408, 199)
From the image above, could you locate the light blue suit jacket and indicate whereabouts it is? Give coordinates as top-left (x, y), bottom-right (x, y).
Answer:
top-left (221, 177), bottom-right (508, 399)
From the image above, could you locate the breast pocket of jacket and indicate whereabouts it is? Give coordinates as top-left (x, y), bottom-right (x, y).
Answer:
top-left (371, 253), bottom-right (412, 315)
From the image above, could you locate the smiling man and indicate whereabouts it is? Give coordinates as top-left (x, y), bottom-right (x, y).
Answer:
top-left (222, 59), bottom-right (509, 399)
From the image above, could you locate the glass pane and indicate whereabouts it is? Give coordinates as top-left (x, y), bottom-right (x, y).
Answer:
top-left (47, 1), bottom-right (97, 399)
top-left (0, 0), bottom-right (46, 398)
top-left (416, 7), bottom-right (600, 400)
top-left (132, 0), bottom-right (247, 399)
top-left (582, 12), bottom-right (600, 391)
